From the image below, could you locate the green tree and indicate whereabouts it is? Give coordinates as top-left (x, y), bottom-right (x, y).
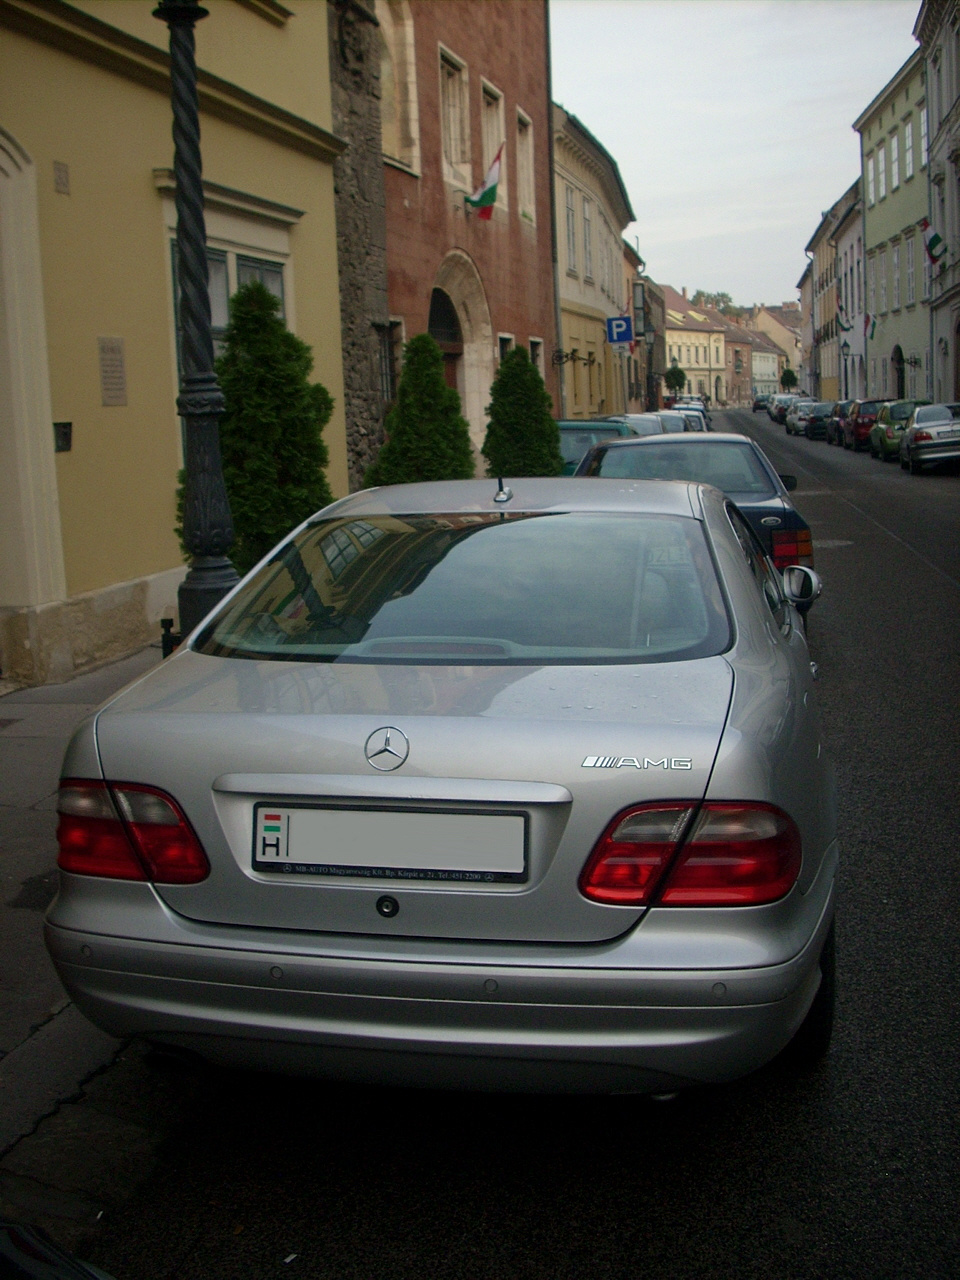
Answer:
top-left (177, 281), bottom-right (333, 576)
top-left (664, 363), bottom-right (688, 395)
top-left (481, 345), bottom-right (563, 477)
top-left (780, 366), bottom-right (798, 390)
top-left (365, 333), bottom-right (474, 486)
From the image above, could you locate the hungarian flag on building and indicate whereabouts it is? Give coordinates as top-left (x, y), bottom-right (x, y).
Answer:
top-left (837, 299), bottom-right (853, 331)
top-left (921, 217), bottom-right (947, 264)
top-left (864, 312), bottom-right (876, 339)
top-left (465, 143), bottom-right (504, 220)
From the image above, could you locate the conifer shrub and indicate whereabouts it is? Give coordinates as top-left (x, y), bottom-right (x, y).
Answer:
top-left (364, 333), bottom-right (474, 486)
top-left (481, 345), bottom-right (563, 477)
top-left (176, 281), bottom-right (334, 576)
top-left (664, 364), bottom-right (688, 396)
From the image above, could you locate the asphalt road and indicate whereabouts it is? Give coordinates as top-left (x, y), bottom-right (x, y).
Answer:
top-left (7, 418), bottom-right (960, 1279)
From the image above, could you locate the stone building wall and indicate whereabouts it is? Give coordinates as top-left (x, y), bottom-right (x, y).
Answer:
top-left (327, 0), bottom-right (390, 490)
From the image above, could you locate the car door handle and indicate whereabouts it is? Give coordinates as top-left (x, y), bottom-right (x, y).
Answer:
top-left (809, 661), bottom-right (820, 681)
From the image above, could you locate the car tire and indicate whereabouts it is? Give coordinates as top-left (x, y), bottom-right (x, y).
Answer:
top-left (785, 920), bottom-right (835, 1067)
top-left (900, 454), bottom-right (909, 470)
top-left (910, 455), bottom-right (923, 475)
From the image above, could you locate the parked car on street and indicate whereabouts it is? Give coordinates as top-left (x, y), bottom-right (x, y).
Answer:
top-left (47, 477), bottom-right (835, 1095)
top-left (899, 402), bottom-right (960, 473)
top-left (574, 433), bottom-right (814, 570)
top-left (785, 399), bottom-right (816, 435)
top-left (769, 394), bottom-right (800, 424)
top-left (868, 399), bottom-right (930, 461)
top-left (802, 402), bottom-right (837, 441)
top-left (826, 400), bottom-right (854, 446)
top-left (679, 408), bottom-right (708, 432)
top-left (842, 399), bottom-right (883, 451)
top-left (557, 419), bottom-right (653, 475)
top-left (753, 395), bottom-right (770, 411)
top-left (657, 410), bottom-right (691, 434)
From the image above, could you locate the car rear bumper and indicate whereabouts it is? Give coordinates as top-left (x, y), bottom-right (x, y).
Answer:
top-left (912, 441), bottom-right (960, 466)
top-left (46, 875), bottom-right (835, 1093)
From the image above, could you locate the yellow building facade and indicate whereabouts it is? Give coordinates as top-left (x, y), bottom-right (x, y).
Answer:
top-left (553, 104), bottom-right (634, 419)
top-left (0, 0), bottom-right (347, 684)
top-left (662, 286), bottom-right (726, 403)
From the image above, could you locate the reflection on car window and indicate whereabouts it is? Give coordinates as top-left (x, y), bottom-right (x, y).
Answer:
top-left (194, 513), bottom-right (731, 665)
top-left (586, 441), bottom-right (775, 496)
top-left (725, 505), bottom-right (789, 631)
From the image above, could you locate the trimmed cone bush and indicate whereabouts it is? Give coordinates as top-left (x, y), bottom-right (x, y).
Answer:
top-left (176, 281), bottom-right (334, 576)
top-left (481, 345), bottom-right (563, 477)
top-left (364, 333), bottom-right (474, 486)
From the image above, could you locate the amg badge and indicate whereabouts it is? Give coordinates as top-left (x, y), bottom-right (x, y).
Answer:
top-left (582, 755), bottom-right (693, 770)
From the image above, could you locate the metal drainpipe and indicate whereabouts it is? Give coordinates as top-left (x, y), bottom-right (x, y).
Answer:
top-left (544, 0), bottom-right (566, 418)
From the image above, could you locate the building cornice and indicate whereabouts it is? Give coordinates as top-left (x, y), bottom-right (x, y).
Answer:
top-left (152, 169), bottom-right (304, 226)
top-left (0, 0), bottom-right (347, 163)
top-left (853, 48), bottom-right (924, 133)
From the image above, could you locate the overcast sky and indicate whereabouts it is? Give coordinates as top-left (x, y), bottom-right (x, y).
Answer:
top-left (549, 0), bottom-right (920, 307)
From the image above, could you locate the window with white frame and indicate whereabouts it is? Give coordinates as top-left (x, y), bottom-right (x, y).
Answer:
top-left (871, 356), bottom-right (877, 390)
top-left (879, 249), bottom-right (887, 311)
top-left (905, 117), bottom-right (914, 178)
top-left (565, 185), bottom-right (577, 272)
top-left (440, 50), bottom-right (469, 187)
top-left (881, 356), bottom-right (888, 393)
top-left (923, 252), bottom-right (931, 299)
top-left (892, 243), bottom-right (900, 308)
top-left (516, 110), bottom-right (534, 221)
top-left (498, 333), bottom-right (514, 362)
top-left (529, 338), bottom-right (543, 373)
top-left (890, 131), bottom-right (900, 188)
top-left (906, 237), bottom-right (915, 304)
top-left (878, 144), bottom-right (887, 199)
top-left (868, 255), bottom-right (876, 314)
top-left (582, 197), bottom-right (593, 279)
top-left (921, 105), bottom-right (929, 165)
top-left (856, 243), bottom-right (863, 313)
top-left (481, 80), bottom-right (506, 208)
top-left (867, 154), bottom-right (876, 205)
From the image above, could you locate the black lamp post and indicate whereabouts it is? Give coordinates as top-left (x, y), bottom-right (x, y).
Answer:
top-left (644, 323), bottom-right (656, 410)
top-left (154, 0), bottom-right (238, 643)
top-left (841, 339), bottom-right (851, 400)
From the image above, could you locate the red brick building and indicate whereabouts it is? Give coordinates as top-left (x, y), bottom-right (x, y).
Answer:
top-left (377, 0), bottom-right (559, 459)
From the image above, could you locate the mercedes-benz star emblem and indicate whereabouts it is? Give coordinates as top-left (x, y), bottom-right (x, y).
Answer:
top-left (364, 726), bottom-right (410, 771)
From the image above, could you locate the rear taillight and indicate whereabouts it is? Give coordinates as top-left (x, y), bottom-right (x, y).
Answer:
top-left (57, 780), bottom-right (209, 883)
top-left (914, 430), bottom-right (933, 442)
top-left (579, 801), bottom-right (801, 907)
top-left (771, 528), bottom-right (814, 569)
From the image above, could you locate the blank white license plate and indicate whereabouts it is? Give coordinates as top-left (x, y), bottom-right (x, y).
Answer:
top-left (939, 428), bottom-right (960, 439)
top-left (253, 804), bottom-right (527, 882)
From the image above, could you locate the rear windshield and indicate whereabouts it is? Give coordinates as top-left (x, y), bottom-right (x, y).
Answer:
top-left (887, 401), bottom-right (915, 421)
top-left (810, 403), bottom-right (834, 417)
top-left (859, 401), bottom-right (881, 414)
top-left (582, 440), bottom-right (775, 497)
top-left (194, 513), bottom-right (730, 666)
top-left (558, 426), bottom-right (622, 465)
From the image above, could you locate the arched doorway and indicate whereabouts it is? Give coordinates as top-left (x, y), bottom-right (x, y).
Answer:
top-left (714, 375), bottom-right (722, 405)
top-left (432, 250), bottom-right (494, 454)
top-left (428, 288), bottom-right (463, 391)
top-left (891, 345), bottom-right (905, 398)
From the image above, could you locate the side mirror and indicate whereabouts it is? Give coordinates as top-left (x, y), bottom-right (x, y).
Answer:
top-left (779, 473), bottom-right (798, 492)
top-left (782, 565), bottom-right (822, 612)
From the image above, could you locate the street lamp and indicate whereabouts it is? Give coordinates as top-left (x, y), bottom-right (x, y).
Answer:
top-left (154, 0), bottom-right (238, 645)
top-left (841, 339), bottom-right (851, 400)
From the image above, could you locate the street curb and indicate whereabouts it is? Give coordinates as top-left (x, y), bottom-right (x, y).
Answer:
top-left (0, 1005), bottom-right (122, 1156)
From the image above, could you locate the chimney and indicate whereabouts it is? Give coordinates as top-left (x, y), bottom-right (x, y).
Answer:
top-left (682, 286), bottom-right (687, 300)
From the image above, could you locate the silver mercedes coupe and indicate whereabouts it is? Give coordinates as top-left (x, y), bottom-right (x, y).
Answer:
top-left (46, 479), bottom-right (836, 1094)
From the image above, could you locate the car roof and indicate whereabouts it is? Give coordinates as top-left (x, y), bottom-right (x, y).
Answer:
top-left (596, 432), bottom-right (753, 448)
top-left (322, 478), bottom-right (702, 519)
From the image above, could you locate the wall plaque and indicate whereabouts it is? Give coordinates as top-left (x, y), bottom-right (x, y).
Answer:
top-left (98, 337), bottom-right (127, 407)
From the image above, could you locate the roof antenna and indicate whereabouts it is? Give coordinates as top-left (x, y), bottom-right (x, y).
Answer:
top-left (493, 477), bottom-right (513, 504)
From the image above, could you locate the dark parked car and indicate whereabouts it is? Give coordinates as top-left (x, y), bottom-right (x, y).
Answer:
top-left (826, 400), bottom-right (854, 446)
top-left (557, 420), bottom-right (651, 475)
top-left (843, 399), bottom-right (884, 451)
top-left (574, 433), bottom-right (814, 571)
top-left (753, 394), bottom-right (770, 411)
top-left (803, 402), bottom-right (837, 440)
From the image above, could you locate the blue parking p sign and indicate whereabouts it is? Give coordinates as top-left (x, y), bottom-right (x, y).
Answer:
top-left (605, 315), bottom-right (633, 345)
